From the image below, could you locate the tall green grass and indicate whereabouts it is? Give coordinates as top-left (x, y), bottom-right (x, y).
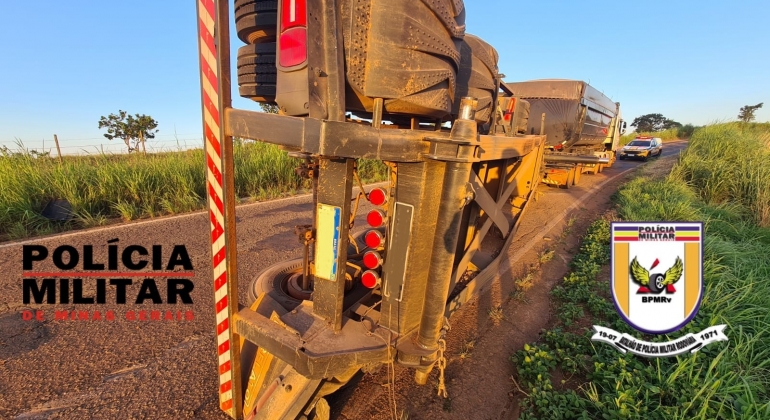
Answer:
top-left (512, 122), bottom-right (770, 419)
top-left (670, 123), bottom-right (770, 227)
top-left (0, 143), bottom-right (387, 239)
top-left (620, 124), bottom-right (699, 146)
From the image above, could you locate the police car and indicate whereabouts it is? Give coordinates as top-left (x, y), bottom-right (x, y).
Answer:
top-left (618, 136), bottom-right (663, 161)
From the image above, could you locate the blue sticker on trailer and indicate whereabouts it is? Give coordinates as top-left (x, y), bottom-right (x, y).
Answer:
top-left (315, 204), bottom-right (341, 281)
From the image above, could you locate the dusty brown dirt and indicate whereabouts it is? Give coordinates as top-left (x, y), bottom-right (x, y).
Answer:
top-left (333, 145), bottom-right (688, 420)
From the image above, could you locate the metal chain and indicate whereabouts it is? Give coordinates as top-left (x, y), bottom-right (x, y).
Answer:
top-left (436, 338), bottom-right (448, 398)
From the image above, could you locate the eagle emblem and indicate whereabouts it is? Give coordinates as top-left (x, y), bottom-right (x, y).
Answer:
top-left (630, 256), bottom-right (683, 294)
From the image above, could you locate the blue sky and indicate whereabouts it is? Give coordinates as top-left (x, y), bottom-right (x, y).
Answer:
top-left (1, 1), bottom-right (768, 154)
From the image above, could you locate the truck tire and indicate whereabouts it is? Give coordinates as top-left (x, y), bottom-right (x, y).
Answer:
top-left (340, 0), bottom-right (466, 119)
top-left (454, 34), bottom-right (499, 125)
top-left (237, 43), bottom-right (277, 102)
top-left (247, 232), bottom-right (368, 308)
top-left (248, 258), bottom-right (305, 310)
top-left (235, 0), bottom-right (278, 44)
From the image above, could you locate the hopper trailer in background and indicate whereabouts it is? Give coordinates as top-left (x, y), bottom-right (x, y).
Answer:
top-left (505, 79), bottom-right (626, 188)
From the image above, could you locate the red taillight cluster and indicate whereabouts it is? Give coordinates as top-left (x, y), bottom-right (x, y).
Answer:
top-left (360, 187), bottom-right (388, 289)
top-left (278, 0), bottom-right (307, 68)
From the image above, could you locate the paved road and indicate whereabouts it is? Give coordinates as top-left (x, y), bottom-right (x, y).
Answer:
top-left (0, 142), bottom-right (686, 419)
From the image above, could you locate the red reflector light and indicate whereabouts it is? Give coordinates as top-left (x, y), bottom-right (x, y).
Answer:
top-left (367, 210), bottom-right (385, 227)
top-left (279, 27), bottom-right (307, 67)
top-left (368, 188), bottom-right (388, 206)
top-left (281, 0), bottom-right (307, 30)
top-left (361, 270), bottom-right (380, 289)
top-left (363, 251), bottom-right (382, 269)
top-left (364, 230), bottom-right (384, 248)
top-left (504, 97), bottom-right (516, 121)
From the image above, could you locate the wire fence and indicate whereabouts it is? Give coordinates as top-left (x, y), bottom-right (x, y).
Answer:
top-left (1, 136), bottom-right (207, 156)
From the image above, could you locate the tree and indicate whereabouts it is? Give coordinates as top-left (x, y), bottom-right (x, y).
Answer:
top-left (630, 113), bottom-right (681, 132)
top-left (738, 103), bottom-right (763, 123)
top-left (260, 103), bottom-right (279, 114)
top-left (98, 110), bottom-right (159, 153)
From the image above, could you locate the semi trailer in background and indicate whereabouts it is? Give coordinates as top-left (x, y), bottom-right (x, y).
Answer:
top-left (506, 79), bottom-right (626, 188)
top-left (197, 1), bottom-right (620, 418)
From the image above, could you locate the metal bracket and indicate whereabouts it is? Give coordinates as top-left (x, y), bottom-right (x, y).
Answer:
top-left (467, 173), bottom-right (511, 234)
top-left (422, 136), bottom-right (480, 162)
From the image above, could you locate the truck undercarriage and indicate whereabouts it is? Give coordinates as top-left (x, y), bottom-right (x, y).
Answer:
top-left (196, 1), bottom-right (617, 418)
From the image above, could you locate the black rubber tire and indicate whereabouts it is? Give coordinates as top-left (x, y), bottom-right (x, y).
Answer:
top-left (248, 258), bottom-right (304, 309)
top-left (648, 274), bottom-right (665, 294)
top-left (619, 155), bottom-right (625, 160)
top-left (235, 0), bottom-right (277, 44)
top-left (247, 231), bottom-right (371, 308)
top-left (237, 43), bottom-right (276, 102)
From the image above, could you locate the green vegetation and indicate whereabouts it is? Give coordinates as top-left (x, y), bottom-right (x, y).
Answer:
top-left (0, 142), bottom-right (387, 239)
top-left (630, 113), bottom-right (682, 133)
top-left (738, 103), bottom-right (763, 123)
top-left (98, 110), bottom-right (159, 153)
top-left (620, 124), bottom-right (699, 146)
top-left (512, 123), bottom-right (770, 419)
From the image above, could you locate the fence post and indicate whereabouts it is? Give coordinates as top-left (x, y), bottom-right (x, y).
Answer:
top-left (53, 134), bottom-right (63, 164)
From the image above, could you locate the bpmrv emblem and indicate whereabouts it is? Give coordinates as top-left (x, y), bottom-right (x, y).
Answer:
top-left (592, 221), bottom-right (727, 358)
top-left (611, 222), bottom-right (703, 334)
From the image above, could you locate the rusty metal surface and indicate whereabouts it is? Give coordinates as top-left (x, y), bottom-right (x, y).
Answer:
top-left (379, 161), bottom-right (444, 336)
top-left (544, 153), bottom-right (610, 164)
top-left (225, 109), bottom-right (434, 161)
top-left (477, 134), bottom-right (540, 160)
top-left (313, 159), bottom-right (354, 331)
top-left (233, 302), bottom-right (392, 380)
top-left (446, 136), bottom-right (545, 316)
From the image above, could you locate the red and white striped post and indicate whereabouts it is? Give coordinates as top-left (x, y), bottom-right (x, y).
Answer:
top-left (196, 0), bottom-right (243, 418)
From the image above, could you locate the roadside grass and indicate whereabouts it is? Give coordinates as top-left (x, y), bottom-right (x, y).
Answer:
top-left (619, 124), bottom-right (699, 146)
top-left (0, 142), bottom-right (388, 239)
top-left (511, 123), bottom-right (770, 419)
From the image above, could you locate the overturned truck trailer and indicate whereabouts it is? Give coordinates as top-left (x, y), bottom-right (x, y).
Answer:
top-left (505, 79), bottom-right (626, 188)
top-left (193, 1), bottom-right (596, 419)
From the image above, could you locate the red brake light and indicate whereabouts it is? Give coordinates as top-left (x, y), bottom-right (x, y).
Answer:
top-left (361, 270), bottom-right (380, 289)
top-left (367, 210), bottom-right (385, 227)
top-left (279, 28), bottom-right (307, 67)
top-left (281, 0), bottom-right (306, 30)
top-left (368, 188), bottom-right (388, 206)
top-left (363, 251), bottom-right (382, 269)
top-left (278, 0), bottom-right (307, 68)
top-left (364, 230), bottom-right (384, 248)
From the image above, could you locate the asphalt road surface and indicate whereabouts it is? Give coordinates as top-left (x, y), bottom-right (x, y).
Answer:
top-left (0, 142), bottom-right (687, 419)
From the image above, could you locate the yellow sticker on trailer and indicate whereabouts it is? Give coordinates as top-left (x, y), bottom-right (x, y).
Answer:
top-left (315, 204), bottom-right (341, 281)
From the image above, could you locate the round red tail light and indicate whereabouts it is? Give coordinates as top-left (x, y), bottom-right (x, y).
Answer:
top-left (367, 209), bottom-right (385, 227)
top-left (364, 230), bottom-right (384, 248)
top-left (361, 270), bottom-right (380, 289)
top-left (368, 188), bottom-right (388, 206)
top-left (363, 251), bottom-right (382, 269)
